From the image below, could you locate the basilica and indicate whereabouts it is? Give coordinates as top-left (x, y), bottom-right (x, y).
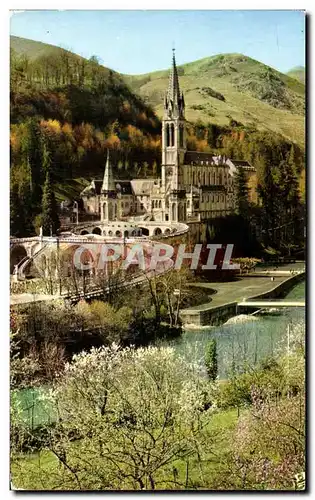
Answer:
top-left (81, 50), bottom-right (256, 223)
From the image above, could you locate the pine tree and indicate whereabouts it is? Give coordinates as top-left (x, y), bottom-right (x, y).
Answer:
top-left (257, 159), bottom-right (281, 247)
top-left (10, 187), bottom-right (25, 237)
top-left (41, 170), bottom-right (60, 236)
top-left (278, 158), bottom-right (300, 217)
top-left (205, 339), bottom-right (218, 381)
top-left (20, 119), bottom-right (43, 211)
top-left (234, 167), bottom-right (250, 217)
top-left (276, 158), bottom-right (301, 245)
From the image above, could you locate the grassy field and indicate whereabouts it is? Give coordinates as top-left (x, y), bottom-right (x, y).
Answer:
top-left (11, 407), bottom-right (239, 490)
top-left (286, 66), bottom-right (305, 84)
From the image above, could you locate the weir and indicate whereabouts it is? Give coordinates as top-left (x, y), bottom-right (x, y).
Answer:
top-left (180, 270), bottom-right (305, 327)
top-left (237, 300), bottom-right (305, 308)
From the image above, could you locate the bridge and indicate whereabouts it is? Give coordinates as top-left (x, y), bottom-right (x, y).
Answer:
top-left (10, 220), bottom-right (189, 280)
top-left (237, 299), bottom-right (305, 308)
top-left (60, 219), bottom-right (189, 238)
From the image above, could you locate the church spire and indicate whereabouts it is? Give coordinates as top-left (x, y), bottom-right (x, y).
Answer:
top-left (102, 149), bottom-right (115, 193)
top-left (164, 48), bottom-right (185, 119)
top-left (167, 48), bottom-right (181, 105)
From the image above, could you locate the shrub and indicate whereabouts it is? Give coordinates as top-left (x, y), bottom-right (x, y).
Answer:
top-left (205, 339), bottom-right (218, 381)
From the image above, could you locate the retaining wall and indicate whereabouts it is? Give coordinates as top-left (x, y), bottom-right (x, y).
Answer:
top-left (180, 271), bottom-right (305, 327)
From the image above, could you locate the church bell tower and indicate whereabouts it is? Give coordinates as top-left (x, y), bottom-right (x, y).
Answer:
top-left (161, 49), bottom-right (187, 222)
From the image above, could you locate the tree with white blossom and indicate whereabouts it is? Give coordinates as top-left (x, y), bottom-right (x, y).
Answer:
top-left (14, 345), bottom-right (217, 490)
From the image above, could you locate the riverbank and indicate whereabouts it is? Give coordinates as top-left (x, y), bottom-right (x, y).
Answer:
top-left (180, 264), bottom-right (305, 327)
top-left (168, 279), bottom-right (305, 380)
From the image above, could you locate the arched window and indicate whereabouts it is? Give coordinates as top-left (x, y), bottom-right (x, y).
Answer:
top-left (159, 200), bottom-right (162, 208)
top-left (170, 124), bottom-right (175, 147)
top-left (166, 124), bottom-right (170, 147)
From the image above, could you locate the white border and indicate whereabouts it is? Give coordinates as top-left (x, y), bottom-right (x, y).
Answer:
top-left (2, 3), bottom-right (311, 498)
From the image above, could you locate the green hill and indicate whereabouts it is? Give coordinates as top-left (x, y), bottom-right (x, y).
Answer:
top-left (124, 53), bottom-right (305, 146)
top-left (11, 37), bottom-right (305, 145)
top-left (286, 66), bottom-right (305, 84)
top-left (10, 35), bottom-right (162, 231)
top-left (11, 35), bottom-right (74, 60)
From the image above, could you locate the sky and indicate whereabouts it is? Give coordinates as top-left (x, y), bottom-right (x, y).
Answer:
top-left (10, 10), bottom-right (305, 75)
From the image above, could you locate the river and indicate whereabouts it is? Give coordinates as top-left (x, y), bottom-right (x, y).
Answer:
top-left (162, 280), bottom-right (305, 379)
top-left (15, 281), bottom-right (305, 426)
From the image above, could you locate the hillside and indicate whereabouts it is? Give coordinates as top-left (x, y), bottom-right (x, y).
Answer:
top-left (10, 36), bottom-right (161, 178)
top-left (11, 35), bottom-right (77, 61)
top-left (124, 53), bottom-right (305, 146)
top-left (286, 66), bottom-right (305, 84)
top-left (11, 37), bottom-right (305, 146)
top-left (10, 36), bottom-right (165, 236)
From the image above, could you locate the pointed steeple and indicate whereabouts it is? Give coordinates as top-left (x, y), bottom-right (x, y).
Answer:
top-left (164, 48), bottom-right (185, 119)
top-left (167, 48), bottom-right (181, 105)
top-left (102, 149), bottom-right (115, 193)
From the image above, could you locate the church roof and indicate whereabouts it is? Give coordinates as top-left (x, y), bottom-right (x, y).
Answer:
top-left (229, 159), bottom-right (255, 170)
top-left (102, 149), bottom-right (115, 192)
top-left (115, 181), bottom-right (133, 195)
top-left (164, 49), bottom-right (185, 118)
top-left (81, 180), bottom-right (103, 196)
top-left (184, 151), bottom-right (228, 165)
top-left (226, 158), bottom-right (255, 175)
top-left (130, 179), bottom-right (155, 196)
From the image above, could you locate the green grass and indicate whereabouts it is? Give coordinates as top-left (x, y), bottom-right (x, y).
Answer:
top-left (286, 66), bottom-right (305, 84)
top-left (11, 408), bottom-right (239, 490)
top-left (124, 53), bottom-right (305, 146)
top-left (11, 35), bottom-right (73, 61)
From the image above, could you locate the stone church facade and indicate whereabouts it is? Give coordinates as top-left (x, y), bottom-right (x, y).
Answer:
top-left (81, 50), bottom-right (256, 223)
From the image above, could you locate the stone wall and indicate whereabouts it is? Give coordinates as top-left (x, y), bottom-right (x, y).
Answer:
top-left (180, 271), bottom-right (305, 327)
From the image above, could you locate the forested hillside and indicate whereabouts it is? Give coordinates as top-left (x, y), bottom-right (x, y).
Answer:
top-left (10, 39), bottom-right (164, 235)
top-left (10, 37), bottom-right (305, 245)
